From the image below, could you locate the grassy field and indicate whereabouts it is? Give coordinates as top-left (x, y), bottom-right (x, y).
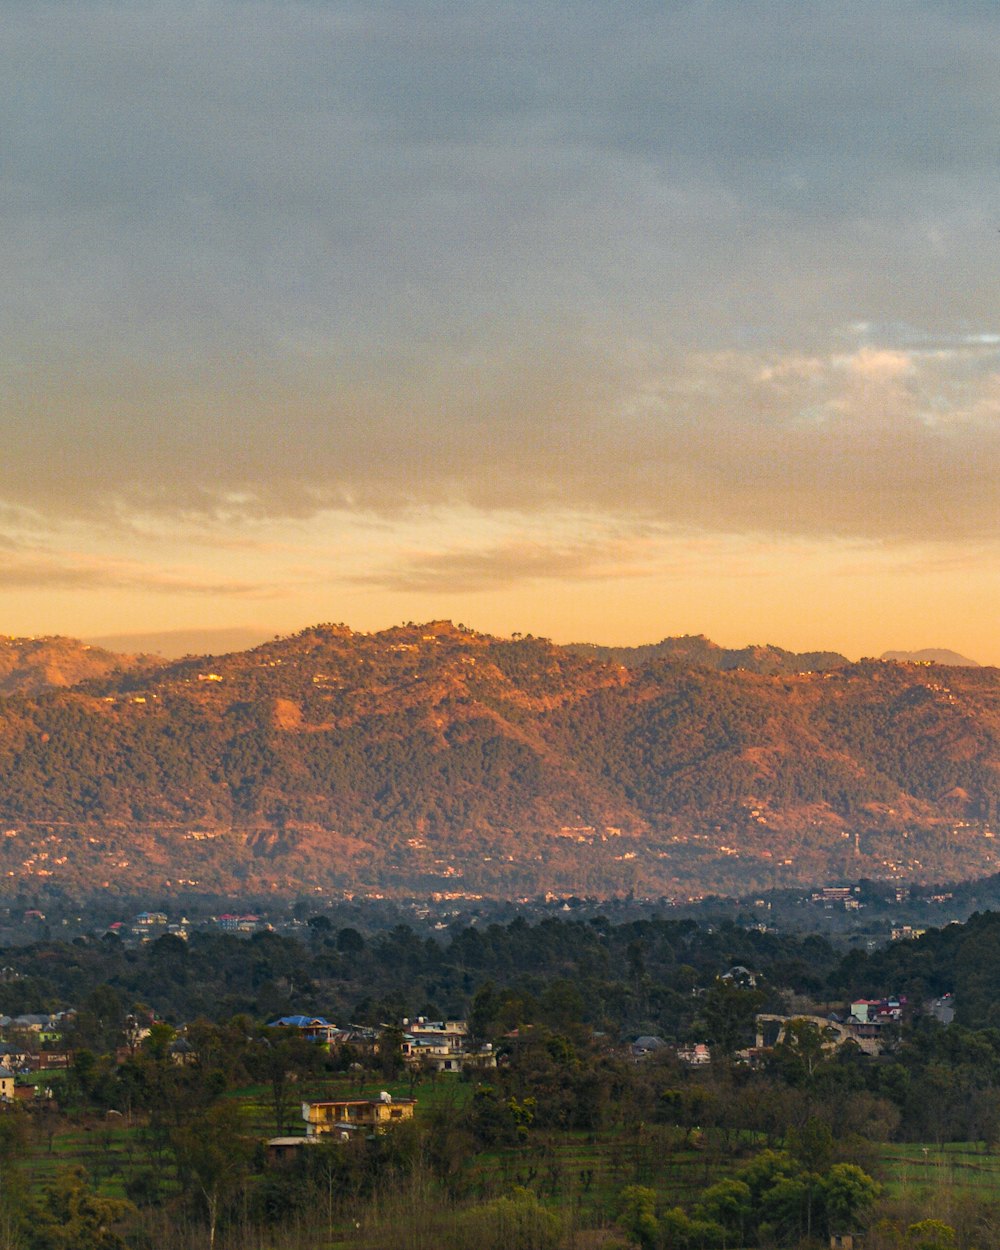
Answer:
top-left (879, 1142), bottom-right (1000, 1200)
top-left (14, 1079), bottom-right (1000, 1238)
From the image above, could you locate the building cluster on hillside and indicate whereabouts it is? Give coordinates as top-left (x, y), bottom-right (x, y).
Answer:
top-left (107, 912), bottom-right (191, 942)
top-left (267, 1013), bottom-right (496, 1074)
top-left (809, 886), bottom-right (861, 911)
top-left (750, 994), bottom-right (911, 1060)
top-left (0, 1011), bottom-right (68, 1103)
top-left (629, 983), bottom-right (926, 1071)
top-left (262, 1015), bottom-right (493, 1159)
top-left (102, 910), bottom-right (274, 943)
top-left (216, 913), bottom-right (264, 933)
top-left (846, 995), bottom-right (906, 1036)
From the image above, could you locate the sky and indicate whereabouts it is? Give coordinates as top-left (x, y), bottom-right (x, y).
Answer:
top-left (3, 1), bottom-right (999, 662)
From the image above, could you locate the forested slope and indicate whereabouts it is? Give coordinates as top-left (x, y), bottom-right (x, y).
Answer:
top-left (0, 621), bottom-right (996, 896)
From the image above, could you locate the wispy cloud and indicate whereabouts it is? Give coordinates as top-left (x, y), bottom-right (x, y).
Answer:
top-left (351, 536), bottom-right (662, 594)
top-left (0, 548), bottom-right (273, 597)
top-left (4, 338), bottom-right (999, 545)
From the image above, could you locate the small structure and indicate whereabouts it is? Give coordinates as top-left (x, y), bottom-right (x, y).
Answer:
top-left (630, 1035), bottom-right (666, 1060)
top-left (721, 965), bottom-right (758, 987)
top-left (266, 1136), bottom-right (322, 1164)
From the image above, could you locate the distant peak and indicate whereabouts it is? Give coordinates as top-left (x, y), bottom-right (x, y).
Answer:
top-left (881, 648), bottom-right (980, 667)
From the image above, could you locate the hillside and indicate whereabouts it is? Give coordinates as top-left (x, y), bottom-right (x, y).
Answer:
top-left (0, 621), bottom-right (997, 899)
top-left (881, 648), bottom-right (981, 667)
top-left (0, 635), bottom-right (159, 696)
top-left (565, 634), bottom-right (850, 674)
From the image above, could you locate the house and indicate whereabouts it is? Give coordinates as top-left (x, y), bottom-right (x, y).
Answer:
top-left (676, 1043), bottom-right (711, 1066)
top-left (401, 1035), bottom-right (495, 1073)
top-left (267, 1015), bottom-right (338, 1045)
top-left (0, 1044), bottom-right (31, 1072)
top-left (630, 1035), bottom-right (666, 1060)
top-left (168, 1038), bottom-right (196, 1066)
top-left (217, 914), bottom-right (264, 933)
top-left (721, 965), bottom-right (758, 987)
top-left (302, 1093), bottom-right (416, 1139)
top-left (402, 1018), bottom-right (468, 1051)
top-left (131, 912), bottom-right (168, 932)
top-left (37, 1050), bottom-right (70, 1070)
top-left (326, 1025), bottom-right (379, 1057)
top-left (0, 1068), bottom-right (14, 1100)
top-left (398, 1018), bottom-right (495, 1072)
top-left (129, 913), bottom-right (169, 942)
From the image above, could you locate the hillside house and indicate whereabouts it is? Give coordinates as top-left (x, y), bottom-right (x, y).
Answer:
top-left (399, 1017), bottom-right (495, 1072)
top-left (268, 1015), bottom-right (338, 1045)
top-left (402, 1018), bottom-right (467, 1050)
top-left (676, 1043), bottom-right (712, 1066)
top-left (630, 1035), bottom-right (666, 1060)
top-left (302, 1093), bottom-right (415, 1139)
top-left (217, 914), bottom-right (264, 933)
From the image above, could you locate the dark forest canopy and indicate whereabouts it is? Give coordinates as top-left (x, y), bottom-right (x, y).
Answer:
top-left (0, 907), bottom-right (992, 1033)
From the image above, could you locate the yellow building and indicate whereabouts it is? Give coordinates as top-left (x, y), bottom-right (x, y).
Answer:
top-left (302, 1093), bottom-right (415, 1138)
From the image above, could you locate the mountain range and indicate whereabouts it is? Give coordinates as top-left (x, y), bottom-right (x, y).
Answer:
top-left (0, 621), bottom-right (996, 900)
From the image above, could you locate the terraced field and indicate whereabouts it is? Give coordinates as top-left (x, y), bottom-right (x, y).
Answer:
top-left (14, 1075), bottom-right (1000, 1248)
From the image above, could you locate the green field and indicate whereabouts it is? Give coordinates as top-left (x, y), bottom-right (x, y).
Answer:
top-left (878, 1142), bottom-right (1000, 1200)
top-left (14, 1081), bottom-right (1000, 1249)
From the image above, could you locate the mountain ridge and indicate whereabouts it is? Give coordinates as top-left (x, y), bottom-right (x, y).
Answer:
top-left (880, 648), bottom-right (980, 667)
top-left (0, 621), bottom-right (996, 899)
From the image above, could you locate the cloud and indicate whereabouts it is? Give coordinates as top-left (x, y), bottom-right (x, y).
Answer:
top-left (2, 2), bottom-right (999, 549)
top-left (85, 626), bottom-right (275, 658)
top-left (350, 535), bottom-right (663, 594)
top-left (3, 337), bottom-right (999, 545)
top-left (0, 548), bottom-right (273, 597)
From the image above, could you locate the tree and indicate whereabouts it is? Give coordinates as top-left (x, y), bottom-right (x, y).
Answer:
top-left (695, 1178), bottom-right (752, 1245)
top-left (907, 1219), bottom-right (958, 1250)
top-left (788, 1115), bottom-right (834, 1172)
top-left (28, 1166), bottom-right (134, 1250)
top-left (770, 1017), bottom-right (838, 1085)
top-left (377, 1026), bottom-right (405, 1080)
top-left (336, 927), bottom-right (365, 954)
top-left (700, 978), bottom-right (764, 1055)
top-left (822, 1163), bottom-right (880, 1236)
top-left (171, 1103), bottom-right (253, 1250)
top-left (245, 1033), bottom-right (323, 1134)
top-left (455, 1190), bottom-right (562, 1250)
top-left (307, 915), bottom-right (332, 943)
top-left (617, 1185), bottom-right (659, 1250)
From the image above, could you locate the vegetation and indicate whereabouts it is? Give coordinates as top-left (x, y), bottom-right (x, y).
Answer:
top-left (1, 909), bottom-right (1000, 1245)
top-left (0, 623), bottom-right (996, 898)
